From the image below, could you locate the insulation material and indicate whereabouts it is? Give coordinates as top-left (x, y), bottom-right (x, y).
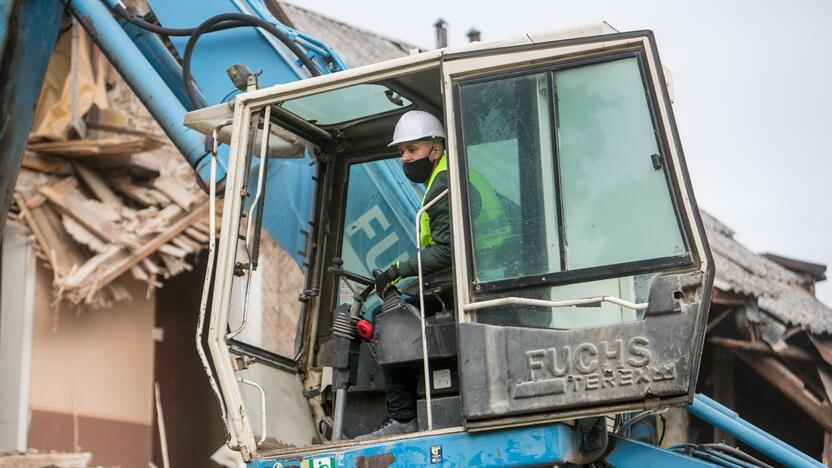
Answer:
top-left (30, 24), bottom-right (111, 142)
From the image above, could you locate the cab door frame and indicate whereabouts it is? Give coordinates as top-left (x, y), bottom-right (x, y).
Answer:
top-left (440, 31), bottom-right (715, 427)
top-left (442, 30), bottom-right (712, 318)
top-left (195, 52), bottom-right (447, 460)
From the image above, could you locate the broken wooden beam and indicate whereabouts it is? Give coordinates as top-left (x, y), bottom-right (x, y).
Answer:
top-left (732, 350), bottom-right (832, 431)
top-left (74, 162), bottom-right (123, 208)
top-left (21, 152), bottom-right (74, 175)
top-left (709, 336), bottom-right (816, 362)
top-left (14, 192), bottom-right (85, 278)
top-left (72, 202), bottom-right (208, 297)
top-left (27, 136), bottom-right (163, 157)
top-left (39, 177), bottom-right (136, 249)
top-left (110, 176), bottom-right (171, 207)
top-left (153, 176), bottom-right (202, 211)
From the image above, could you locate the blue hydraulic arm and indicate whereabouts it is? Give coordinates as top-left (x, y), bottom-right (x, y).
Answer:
top-left (0, 0), bottom-right (63, 234)
top-left (63, 0), bottom-right (352, 261)
top-left (64, 0), bottom-right (345, 178)
top-left (64, 0), bottom-right (208, 170)
top-left (687, 394), bottom-right (823, 468)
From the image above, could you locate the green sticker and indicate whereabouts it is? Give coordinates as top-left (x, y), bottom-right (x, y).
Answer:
top-left (301, 456), bottom-right (335, 468)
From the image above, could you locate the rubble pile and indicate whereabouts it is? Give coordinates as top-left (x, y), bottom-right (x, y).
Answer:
top-left (12, 144), bottom-right (212, 308)
top-left (7, 23), bottom-right (212, 308)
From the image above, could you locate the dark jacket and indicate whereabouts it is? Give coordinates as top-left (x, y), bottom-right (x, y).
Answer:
top-left (396, 170), bottom-right (452, 278)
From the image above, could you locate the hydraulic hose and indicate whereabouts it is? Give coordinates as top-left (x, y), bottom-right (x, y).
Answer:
top-left (113, 7), bottom-right (324, 108)
top-left (183, 13), bottom-right (323, 107)
top-left (113, 4), bottom-right (244, 36)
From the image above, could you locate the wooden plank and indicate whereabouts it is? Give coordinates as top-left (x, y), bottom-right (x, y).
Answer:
top-left (706, 308), bottom-right (735, 333)
top-left (172, 234), bottom-right (200, 253)
top-left (711, 347), bottom-right (735, 445)
top-left (142, 257), bottom-right (163, 276)
top-left (27, 136), bottom-right (163, 157)
top-left (39, 177), bottom-right (133, 248)
top-left (23, 192), bottom-right (47, 209)
top-left (158, 204), bottom-right (184, 223)
top-left (62, 216), bottom-right (108, 253)
top-left (811, 335), bottom-right (832, 367)
top-left (57, 245), bottom-right (125, 292)
top-left (732, 350), bottom-right (832, 430)
top-left (21, 152), bottom-right (74, 175)
top-left (72, 203), bottom-right (208, 296)
top-left (130, 264), bottom-right (149, 281)
top-left (14, 193), bottom-right (84, 278)
top-left (710, 336), bottom-right (816, 362)
top-left (711, 288), bottom-right (747, 306)
top-left (185, 226), bottom-right (209, 243)
top-left (158, 243), bottom-right (188, 259)
top-left (110, 176), bottom-right (171, 207)
top-left (170, 236), bottom-right (194, 254)
top-left (158, 252), bottom-right (184, 277)
top-left (73, 162), bottom-right (123, 208)
top-left (153, 176), bottom-right (200, 210)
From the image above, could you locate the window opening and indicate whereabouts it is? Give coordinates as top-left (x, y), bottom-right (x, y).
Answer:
top-left (280, 84), bottom-right (413, 126)
top-left (456, 56), bottom-right (690, 329)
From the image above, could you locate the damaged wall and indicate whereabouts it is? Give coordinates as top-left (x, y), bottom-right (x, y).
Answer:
top-left (4, 18), bottom-right (210, 466)
top-left (27, 263), bottom-right (155, 467)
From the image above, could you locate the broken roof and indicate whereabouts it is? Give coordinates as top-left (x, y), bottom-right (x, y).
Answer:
top-left (279, 1), bottom-right (416, 67)
top-left (704, 211), bottom-right (832, 334)
top-left (762, 252), bottom-right (827, 282)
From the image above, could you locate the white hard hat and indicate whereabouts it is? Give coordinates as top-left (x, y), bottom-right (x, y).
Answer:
top-left (388, 110), bottom-right (446, 147)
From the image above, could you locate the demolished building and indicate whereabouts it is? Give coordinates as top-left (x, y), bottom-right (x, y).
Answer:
top-left (0, 2), bottom-right (830, 467)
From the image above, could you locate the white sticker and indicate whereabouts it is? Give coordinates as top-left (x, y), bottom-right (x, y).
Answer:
top-left (433, 368), bottom-right (452, 390)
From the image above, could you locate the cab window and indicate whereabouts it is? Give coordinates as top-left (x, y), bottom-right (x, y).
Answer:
top-left (457, 56), bottom-right (690, 328)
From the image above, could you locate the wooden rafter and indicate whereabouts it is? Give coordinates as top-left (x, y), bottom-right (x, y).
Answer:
top-left (732, 350), bottom-right (832, 431)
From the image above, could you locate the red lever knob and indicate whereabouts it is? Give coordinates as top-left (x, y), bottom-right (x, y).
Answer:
top-left (356, 319), bottom-right (374, 341)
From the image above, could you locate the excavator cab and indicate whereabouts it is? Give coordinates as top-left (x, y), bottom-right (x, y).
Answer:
top-left (185, 25), bottom-right (713, 464)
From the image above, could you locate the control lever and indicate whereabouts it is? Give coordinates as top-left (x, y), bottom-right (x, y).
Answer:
top-left (327, 261), bottom-right (375, 285)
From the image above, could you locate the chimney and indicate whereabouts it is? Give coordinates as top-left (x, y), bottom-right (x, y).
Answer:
top-left (434, 18), bottom-right (448, 49)
top-left (467, 28), bottom-right (481, 43)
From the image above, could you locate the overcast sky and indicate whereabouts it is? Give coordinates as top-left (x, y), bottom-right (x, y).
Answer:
top-left (288, 0), bottom-right (832, 305)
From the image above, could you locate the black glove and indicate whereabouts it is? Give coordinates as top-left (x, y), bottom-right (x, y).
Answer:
top-left (374, 264), bottom-right (401, 297)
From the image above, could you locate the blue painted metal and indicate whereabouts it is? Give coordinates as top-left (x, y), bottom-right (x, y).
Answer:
top-left (117, 17), bottom-right (204, 110)
top-left (687, 394), bottom-right (823, 468)
top-left (336, 158), bottom-right (422, 292)
top-left (0, 0), bottom-right (15, 65)
top-left (65, 0), bottom-right (208, 170)
top-left (606, 436), bottom-right (717, 467)
top-left (249, 423), bottom-right (579, 467)
top-left (0, 0), bottom-right (63, 234)
top-left (142, 0), bottom-right (328, 105)
top-left (126, 0), bottom-right (353, 262)
top-left (671, 447), bottom-right (751, 468)
top-left (115, 0), bottom-right (417, 268)
top-left (236, 0), bottom-right (347, 73)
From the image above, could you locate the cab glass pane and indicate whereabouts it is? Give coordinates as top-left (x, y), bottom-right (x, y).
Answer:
top-left (281, 84), bottom-right (412, 126)
top-left (556, 58), bottom-right (686, 269)
top-left (457, 57), bottom-right (688, 290)
top-left (458, 73), bottom-right (561, 282)
top-left (338, 158), bottom-right (421, 312)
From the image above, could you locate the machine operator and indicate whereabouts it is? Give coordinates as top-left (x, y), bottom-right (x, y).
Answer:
top-left (356, 110), bottom-right (508, 439)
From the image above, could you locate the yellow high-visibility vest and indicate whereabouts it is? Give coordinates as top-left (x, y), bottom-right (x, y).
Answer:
top-left (420, 154), bottom-right (509, 252)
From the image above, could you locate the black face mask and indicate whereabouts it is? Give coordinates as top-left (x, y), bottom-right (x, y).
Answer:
top-left (403, 157), bottom-right (434, 184)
